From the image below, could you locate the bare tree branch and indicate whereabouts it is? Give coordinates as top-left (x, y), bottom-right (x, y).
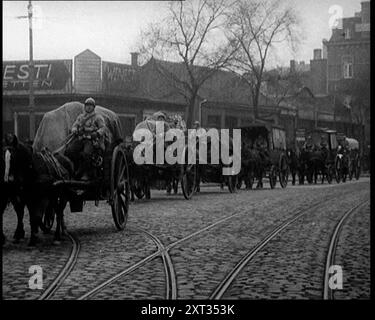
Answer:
top-left (138, 0), bottom-right (237, 127)
top-left (226, 0), bottom-right (301, 119)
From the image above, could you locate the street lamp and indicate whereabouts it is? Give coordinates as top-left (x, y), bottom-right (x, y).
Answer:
top-left (199, 99), bottom-right (207, 125)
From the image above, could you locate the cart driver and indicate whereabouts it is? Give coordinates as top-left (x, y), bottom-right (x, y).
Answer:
top-left (255, 134), bottom-right (267, 150)
top-left (66, 97), bottom-right (106, 180)
top-left (255, 134), bottom-right (268, 162)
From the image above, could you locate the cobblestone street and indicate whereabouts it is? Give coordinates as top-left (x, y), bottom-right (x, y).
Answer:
top-left (2, 178), bottom-right (370, 300)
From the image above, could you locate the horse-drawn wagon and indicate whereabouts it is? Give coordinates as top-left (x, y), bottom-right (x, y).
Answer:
top-left (33, 101), bottom-right (130, 232)
top-left (126, 112), bottom-right (197, 200)
top-left (336, 135), bottom-right (361, 181)
top-left (194, 128), bottom-right (239, 193)
top-left (301, 128), bottom-right (344, 184)
top-left (238, 122), bottom-right (289, 189)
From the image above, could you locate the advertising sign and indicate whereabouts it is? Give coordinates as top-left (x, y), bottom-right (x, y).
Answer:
top-left (3, 60), bottom-right (72, 95)
top-left (102, 61), bottom-right (139, 95)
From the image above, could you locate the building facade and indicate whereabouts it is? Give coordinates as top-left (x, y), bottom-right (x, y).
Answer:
top-left (3, 43), bottom-right (364, 149)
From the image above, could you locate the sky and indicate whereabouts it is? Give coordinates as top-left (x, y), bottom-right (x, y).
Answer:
top-left (2, 0), bottom-right (366, 67)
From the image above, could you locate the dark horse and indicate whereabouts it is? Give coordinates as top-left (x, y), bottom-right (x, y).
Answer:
top-left (286, 148), bottom-right (299, 185)
top-left (2, 133), bottom-right (74, 246)
top-left (1, 134), bottom-right (34, 245)
top-left (303, 147), bottom-right (330, 184)
top-left (240, 148), bottom-right (262, 189)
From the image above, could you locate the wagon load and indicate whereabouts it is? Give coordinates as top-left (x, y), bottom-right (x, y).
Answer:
top-left (33, 101), bottom-right (123, 153)
top-left (134, 112), bottom-right (186, 140)
top-left (345, 138), bottom-right (359, 150)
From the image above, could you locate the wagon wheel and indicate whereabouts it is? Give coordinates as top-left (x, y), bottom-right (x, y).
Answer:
top-left (269, 165), bottom-right (277, 189)
top-left (335, 156), bottom-right (342, 183)
top-left (181, 163), bottom-right (197, 199)
top-left (110, 145), bottom-right (130, 230)
top-left (227, 174), bottom-right (238, 193)
top-left (42, 203), bottom-right (55, 233)
top-left (278, 154), bottom-right (288, 188)
top-left (180, 146), bottom-right (197, 200)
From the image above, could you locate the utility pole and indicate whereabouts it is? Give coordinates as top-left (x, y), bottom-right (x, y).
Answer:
top-left (28, 1), bottom-right (35, 141)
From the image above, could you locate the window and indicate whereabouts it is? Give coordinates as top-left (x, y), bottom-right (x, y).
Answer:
top-left (342, 56), bottom-right (353, 79)
top-left (343, 62), bottom-right (353, 79)
top-left (344, 28), bottom-right (351, 39)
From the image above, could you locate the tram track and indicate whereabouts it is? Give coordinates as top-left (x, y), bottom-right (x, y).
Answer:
top-left (209, 192), bottom-right (366, 300)
top-left (130, 227), bottom-right (177, 300)
top-left (77, 209), bottom-right (247, 300)
top-left (38, 232), bottom-right (80, 300)
top-left (323, 200), bottom-right (370, 300)
top-left (36, 187), bottom-right (366, 300)
top-left (77, 193), bottom-right (340, 300)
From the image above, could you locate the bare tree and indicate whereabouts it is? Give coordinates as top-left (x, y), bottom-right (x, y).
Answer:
top-left (138, 0), bottom-right (237, 127)
top-left (226, 0), bottom-right (301, 120)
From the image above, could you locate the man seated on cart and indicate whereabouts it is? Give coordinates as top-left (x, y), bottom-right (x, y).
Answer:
top-left (254, 134), bottom-right (269, 163)
top-left (65, 97), bottom-right (106, 180)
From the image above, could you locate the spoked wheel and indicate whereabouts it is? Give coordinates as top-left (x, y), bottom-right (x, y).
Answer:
top-left (181, 146), bottom-right (197, 200)
top-left (227, 175), bottom-right (238, 193)
top-left (110, 145), bottom-right (130, 231)
top-left (269, 165), bottom-right (277, 189)
top-left (181, 163), bottom-right (197, 199)
top-left (335, 156), bottom-right (342, 183)
top-left (278, 155), bottom-right (288, 188)
top-left (42, 203), bottom-right (55, 233)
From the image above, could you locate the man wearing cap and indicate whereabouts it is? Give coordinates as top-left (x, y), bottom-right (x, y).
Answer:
top-left (66, 97), bottom-right (106, 180)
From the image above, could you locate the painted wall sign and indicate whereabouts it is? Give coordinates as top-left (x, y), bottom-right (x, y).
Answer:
top-left (3, 60), bottom-right (72, 94)
top-left (102, 61), bottom-right (139, 95)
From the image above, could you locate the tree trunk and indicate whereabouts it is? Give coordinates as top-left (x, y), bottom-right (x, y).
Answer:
top-left (186, 91), bottom-right (199, 128)
top-left (253, 91), bottom-right (259, 120)
top-left (186, 98), bottom-right (196, 128)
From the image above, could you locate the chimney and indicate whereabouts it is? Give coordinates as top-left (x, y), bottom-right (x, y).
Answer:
top-left (290, 60), bottom-right (296, 72)
top-left (313, 49), bottom-right (322, 60)
top-left (131, 52), bottom-right (139, 67)
top-left (322, 40), bottom-right (328, 59)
